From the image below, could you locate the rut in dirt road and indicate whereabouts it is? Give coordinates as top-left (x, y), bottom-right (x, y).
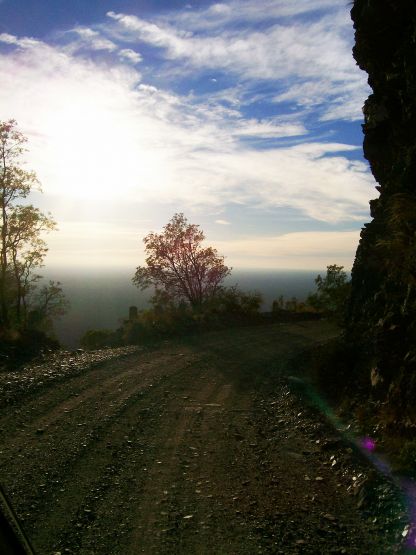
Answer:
top-left (0, 323), bottom-right (403, 554)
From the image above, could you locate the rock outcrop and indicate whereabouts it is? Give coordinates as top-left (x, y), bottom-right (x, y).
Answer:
top-left (349, 1), bottom-right (416, 427)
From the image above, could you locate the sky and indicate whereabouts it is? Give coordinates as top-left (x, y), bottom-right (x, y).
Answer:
top-left (0, 0), bottom-right (375, 272)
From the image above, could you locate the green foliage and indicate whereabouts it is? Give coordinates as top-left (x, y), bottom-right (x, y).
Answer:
top-left (119, 286), bottom-right (263, 346)
top-left (202, 286), bottom-right (263, 318)
top-left (307, 264), bottom-right (351, 321)
top-left (0, 120), bottom-right (67, 337)
top-left (272, 295), bottom-right (315, 314)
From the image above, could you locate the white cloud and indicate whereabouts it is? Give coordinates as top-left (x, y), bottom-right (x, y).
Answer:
top-left (213, 230), bottom-right (360, 270)
top-left (0, 35), bottom-right (372, 225)
top-left (73, 27), bottom-right (97, 39)
top-left (45, 223), bottom-right (359, 271)
top-left (172, 0), bottom-right (340, 29)
top-left (118, 48), bottom-right (143, 63)
top-left (0, 32), bottom-right (18, 44)
top-left (45, 221), bottom-right (145, 268)
top-left (109, 11), bottom-right (345, 81)
top-left (0, 32), bottom-right (41, 48)
top-left (215, 219), bottom-right (231, 225)
top-left (106, 6), bottom-right (368, 122)
top-left (65, 27), bottom-right (118, 52)
top-left (233, 119), bottom-right (306, 138)
top-left (166, 143), bottom-right (372, 223)
top-left (273, 77), bottom-right (366, 122)
top-left (0, 13), bottom-right (373, 269)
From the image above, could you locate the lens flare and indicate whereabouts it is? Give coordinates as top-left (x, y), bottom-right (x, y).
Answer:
top-left (289, 377), bottom-right (414, 551)
top-left (361, 436), bottom-right (376, 452)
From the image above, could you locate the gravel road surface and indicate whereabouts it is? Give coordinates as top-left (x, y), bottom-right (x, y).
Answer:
top-left (0, 323), bottom-right (406, 554)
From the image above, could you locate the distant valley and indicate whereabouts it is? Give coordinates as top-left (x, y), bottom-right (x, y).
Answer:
top-left (45, 268), bottom-right (320, 348)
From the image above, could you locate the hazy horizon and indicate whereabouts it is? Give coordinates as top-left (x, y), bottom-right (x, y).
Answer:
top-left (46, 267), bottom-right (325, 348)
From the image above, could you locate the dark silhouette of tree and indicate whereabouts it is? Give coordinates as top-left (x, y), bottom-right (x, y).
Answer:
top-left (0, 120), bottom-right (64, 333)
top-left (27, 280), bottom-right (69, 332)
top-left (307, 264), bottom-right (351, 320)
top-left (133, 213), bottom-right (231, 306)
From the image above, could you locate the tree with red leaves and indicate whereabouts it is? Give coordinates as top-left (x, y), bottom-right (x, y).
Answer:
top-left (133, 213), bottom-right (231, 307)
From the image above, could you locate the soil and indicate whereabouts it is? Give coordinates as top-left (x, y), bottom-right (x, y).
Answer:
top-left (0, 322), bottom-right (408, 554)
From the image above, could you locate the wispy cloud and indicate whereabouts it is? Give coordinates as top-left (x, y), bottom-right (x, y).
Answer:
top-left (214, 230), bottom-right (361, 270)
top-left (44, 221), bottom-right (146, 268)
top-left (107, 11), bottom-right (352, 81)
top-left (0, 32), bottom-right (41, 48)
top-left (0, 2), bottom-right (372, 270)
top-left (0, 33), bottom-right (371, 224)
top-left (215, 219), bottom-right (231, 226)
top-left (46, 225), bottom-right (359, 271)
top-left (232, 119), bottom-right (306, 139)
top-left (118, 48), bottom-right (142, 63)
top-left (164, 0), bottom-right (341, 29)
top-left (70, 26), bottom-right (117, 52)
top-left (106, 4), bottom-right (368, 121)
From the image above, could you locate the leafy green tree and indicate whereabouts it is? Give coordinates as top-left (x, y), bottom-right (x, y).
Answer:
top-left (307, 264), bottom-right (351, 320)
top-left (133, 213), bottom-right (231, 307)
top-left (0, 120), bottom-right (64, 332)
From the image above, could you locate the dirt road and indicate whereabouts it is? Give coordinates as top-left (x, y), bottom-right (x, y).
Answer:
top-left (0, 322), bottom-right (404, 554)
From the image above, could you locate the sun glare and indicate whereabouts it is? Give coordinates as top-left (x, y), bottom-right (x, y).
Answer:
top-left (33, 103), bottom-right (165, 201)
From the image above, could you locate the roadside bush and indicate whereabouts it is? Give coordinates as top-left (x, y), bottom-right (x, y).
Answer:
top-left (307, 264), bottom-right (351, 322)
top-left (121, 302), bottom-right (198, 345)
top-left (270, 295), bottom-right (320, 323)
top-left (272, 266), bottom-right (350, 322)
top-left (80, 329), bottom-right (119, 350)
top-left (272, 295), bottom-right (317, 314)
top-left (0, 329), bottom-right (59, 367)
top-left (119, 286), bottom-right (263, 345)
top-left (201, 286), bottom-right (263, 323)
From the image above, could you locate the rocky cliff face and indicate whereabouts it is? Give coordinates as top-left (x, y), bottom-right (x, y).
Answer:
top-left (349, 0), bottom-right (416, 427)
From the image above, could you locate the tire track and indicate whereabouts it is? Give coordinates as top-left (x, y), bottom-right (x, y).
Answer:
top-left (0, 323), bottom-right (399, 554)
top-left (0, 348), bottom-right (200, 553)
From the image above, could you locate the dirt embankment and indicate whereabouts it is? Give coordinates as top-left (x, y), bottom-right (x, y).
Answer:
top-left (0, 322), bottom-right (407, 554)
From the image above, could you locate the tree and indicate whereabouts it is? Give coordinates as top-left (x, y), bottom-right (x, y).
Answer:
top-left (0, 120), bottom-right (61, 332)
top-left (133, 213), bottom-right (231, 307)
top-left (27, 281), bottom-right (69, 332)
top-left (307, 264), bottom-right (351, 320)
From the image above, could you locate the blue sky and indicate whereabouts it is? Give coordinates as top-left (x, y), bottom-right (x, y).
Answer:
top-left (0, 0), bottom-right (374, 270)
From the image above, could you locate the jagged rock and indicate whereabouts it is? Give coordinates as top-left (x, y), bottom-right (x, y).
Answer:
top-left (348, 0), bottom-right (416, 428)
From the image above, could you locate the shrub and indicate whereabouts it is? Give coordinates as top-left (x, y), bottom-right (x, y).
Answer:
top-left (202, 286), bottom-right (263, 320)
top-left (119, 286), bottom-right (263, 345)
top-left (80, 329), bottom-right (118, 350)
top-left (307, 264), bottom-right (351, 321)
top-left (0, 329), bottom-right (59, 366)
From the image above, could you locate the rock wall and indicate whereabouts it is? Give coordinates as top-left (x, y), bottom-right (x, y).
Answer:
top-left (349, 0), bottom-right (416, 427)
